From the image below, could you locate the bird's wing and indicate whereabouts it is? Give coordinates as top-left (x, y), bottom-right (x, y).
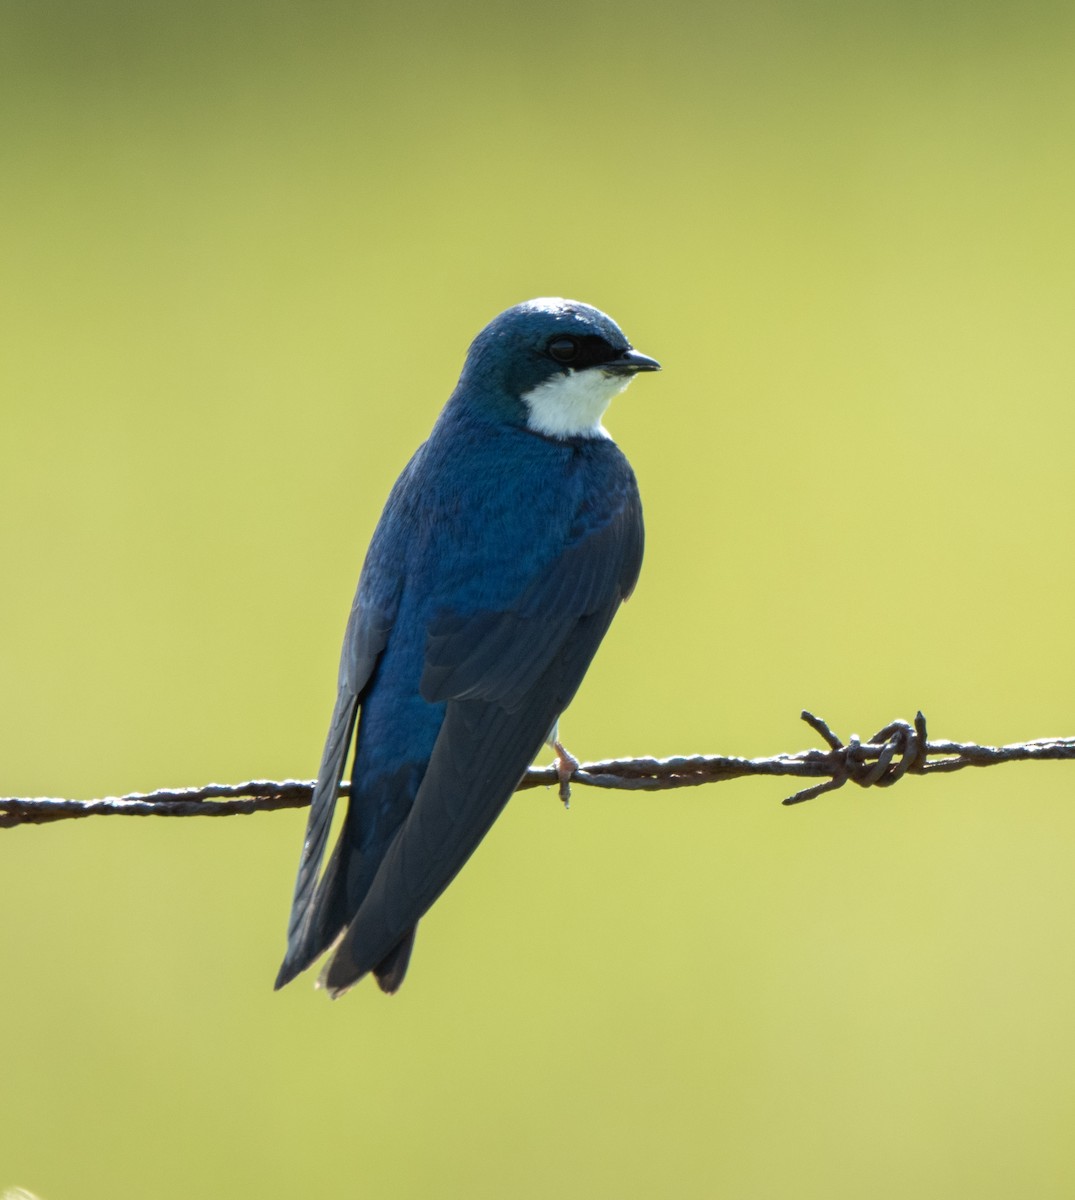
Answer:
top-left (322, 484), bottom-right (643, 993)
top-left (420, 486), bottom-right (643, 709)
top-left (275, 596), bottom-right (394, 988)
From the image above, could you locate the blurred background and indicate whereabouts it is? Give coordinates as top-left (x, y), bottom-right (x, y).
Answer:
top-left (3, 0), bottom-right (1075, 1195)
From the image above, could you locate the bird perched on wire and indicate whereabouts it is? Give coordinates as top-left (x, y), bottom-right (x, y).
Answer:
top-left (275, 297), bottom-right (660, 996)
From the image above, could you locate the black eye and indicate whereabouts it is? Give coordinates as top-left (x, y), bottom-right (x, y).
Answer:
top-left (547, 336), bottom-right (579, 363)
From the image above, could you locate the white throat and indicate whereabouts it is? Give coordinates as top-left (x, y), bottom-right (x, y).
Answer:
top-left (520, 369), bottom-right (631, 439)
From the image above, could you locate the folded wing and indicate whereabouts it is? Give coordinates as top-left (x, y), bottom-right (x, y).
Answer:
top-left (321, 487), bottom-right (643, 994)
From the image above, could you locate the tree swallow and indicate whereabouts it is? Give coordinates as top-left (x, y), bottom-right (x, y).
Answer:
top-left (275, 298), bottom-right (659, 996)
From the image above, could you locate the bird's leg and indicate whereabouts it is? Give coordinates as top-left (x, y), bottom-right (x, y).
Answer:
top-left (552, 740), bottom-right (580, 808)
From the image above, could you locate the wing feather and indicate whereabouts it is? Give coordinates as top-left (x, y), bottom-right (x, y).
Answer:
top-left (274, 602), bottom-right (393, 989)
top-left (322, 613), bottom-right (616, 995)
top-left (421, 488), bottom-right (642, 710)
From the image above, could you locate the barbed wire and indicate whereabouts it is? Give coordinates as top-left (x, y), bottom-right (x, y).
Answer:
top-left (3, 710), bottom-right (1074, 829)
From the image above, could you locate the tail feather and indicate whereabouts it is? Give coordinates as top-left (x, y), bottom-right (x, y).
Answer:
top-left (373, 927), bottom-right (418, 995)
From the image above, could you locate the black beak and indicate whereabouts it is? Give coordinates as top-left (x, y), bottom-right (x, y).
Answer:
top-left (604, 348), bottom-right (661, 375)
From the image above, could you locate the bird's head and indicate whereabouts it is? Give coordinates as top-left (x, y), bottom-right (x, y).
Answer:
top-left (455, 298), bottom-right (660, 439)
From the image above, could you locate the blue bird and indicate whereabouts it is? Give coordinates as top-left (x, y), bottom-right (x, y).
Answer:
top-left (275, 298), bottom-right (659, 996)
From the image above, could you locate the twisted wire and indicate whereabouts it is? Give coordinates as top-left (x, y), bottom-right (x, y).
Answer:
top-left (5, 711), bottom-right (1075, 828)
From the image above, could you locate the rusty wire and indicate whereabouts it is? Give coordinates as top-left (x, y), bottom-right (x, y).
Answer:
top-left (4, 711), bottom-right (1074, 829)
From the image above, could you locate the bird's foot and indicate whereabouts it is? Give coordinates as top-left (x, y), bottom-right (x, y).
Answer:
top-left (553, 740), bottom-right (579, 808)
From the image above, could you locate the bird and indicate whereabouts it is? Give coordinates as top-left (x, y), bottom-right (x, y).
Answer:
top-left (275, 297), bottom-right (660, 997)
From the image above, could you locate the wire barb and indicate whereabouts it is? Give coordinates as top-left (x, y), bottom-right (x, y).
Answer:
top-left (4, 711), bottom-right (1075, 827)
top-left (782, 711), bottom-right (928, 805)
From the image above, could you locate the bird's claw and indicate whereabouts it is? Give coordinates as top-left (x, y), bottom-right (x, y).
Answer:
top-left (553, 741), bottom-right (579, 808)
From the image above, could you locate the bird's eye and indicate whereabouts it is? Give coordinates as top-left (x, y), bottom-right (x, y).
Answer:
top-left (547, 336), bottom-right (580, 363)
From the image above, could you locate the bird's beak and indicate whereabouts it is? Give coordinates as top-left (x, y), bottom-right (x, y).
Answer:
top-left (603, 348), bottom-right (661, 375)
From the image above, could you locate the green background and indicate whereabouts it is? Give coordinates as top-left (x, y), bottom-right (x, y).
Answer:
top-left (4, 1), bottom-right (1075, 1196)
